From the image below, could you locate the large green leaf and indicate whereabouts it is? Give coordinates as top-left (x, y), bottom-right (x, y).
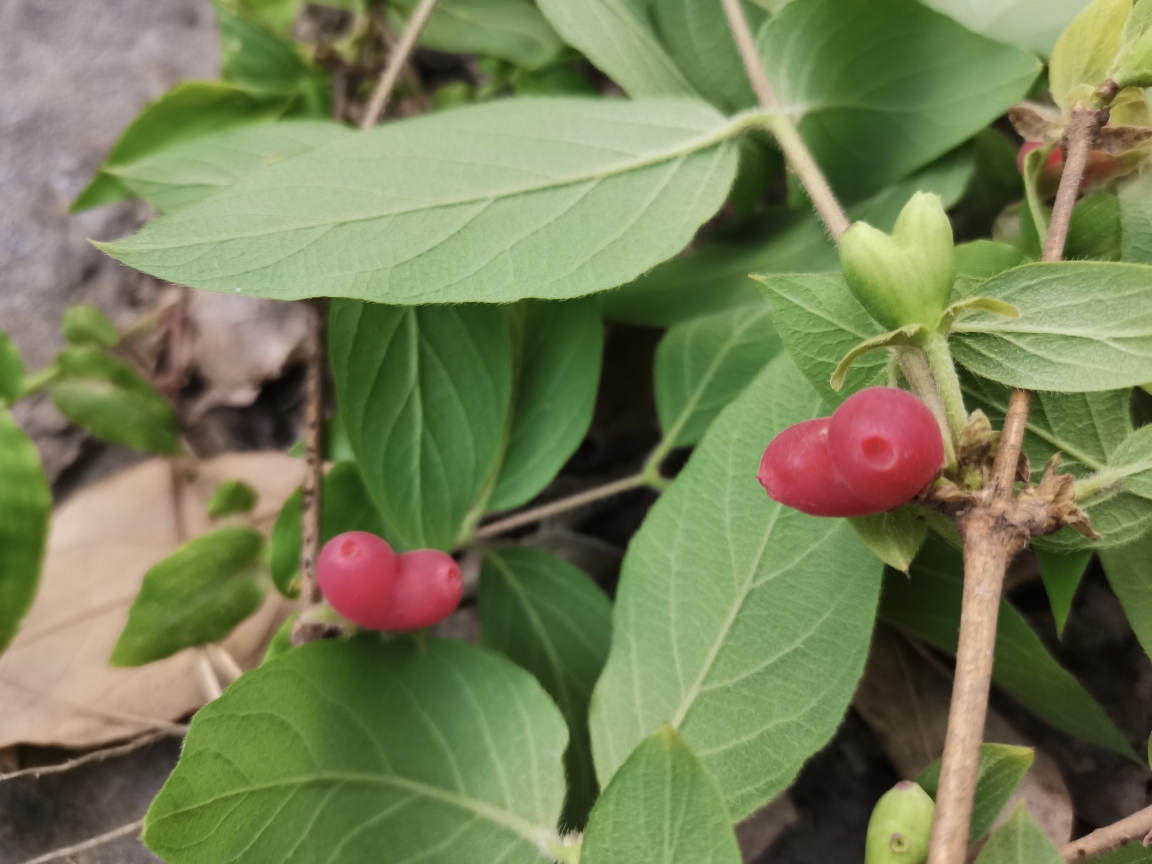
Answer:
top-left (51, 347), bottom-right (181, 455)
top-left (72, 82), bottom-right (289, 212)
top-left (0, 331), bottom-right (25, 406)
top-left (329, 302), bottom-right (512, 551)
top-left (755, 271), bottom-right (887, 406)
top-left (654, 305), bottom-right (782, 448)
top-left (923, 0), bottom-right (1094, 56)
top-left (0, 410), bottom-right (51, 654)
top-left (479, 547), bottom-right (612, 829)
top-left (974, 805), bottom-right (1064, 864)
top-left (1119, 167), bottom-right (1152, 263)
top-left (758, 0), bottom-right (1039, 202)
top-left (213, 0), bottom-right (316, 95)
top-left (1100, 534), bottom-right (1152, 661)
top-left (1048, 0), bottom-right (1129, 112)
top-left (392, 0), bottom-right (565, 70)
top-left (536, 0), bottom-right (697, 97)
top-left (590, 354), bottom-right (884, 819)
top-left (111, 527), bottom-right (269, 667)
top-left (99, 98), bottom-right (742, 304)
top-left (604, 144), bottom-right (976, 327)
top-left (880, 537), bottom-right (1134, 757)
top-left (950, 262), bottom-right (1152, 392)
top-left (581, 726), bottom-right (741, 864)
top-left (143, 638), bottom-right (569, 864)
top-left (652, 0), bottom-right (762, 112)
top-left (488, 298), bottom-right (603, 513)
top-left (110, 121), bottom-right (351, 213)
top-left (270, 461), bottom-right (391, 598)
top-left (917, 743), bottom-right (1034, 843)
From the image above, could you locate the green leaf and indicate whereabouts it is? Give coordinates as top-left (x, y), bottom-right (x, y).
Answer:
top-left (392, 0), bottom-right (565, 70)
top-left (1049, 0), bottom-right (1131, 113)
top-left (536, 0), bottom-right (697, 97)
top-left (1066, 192), bottom-right (1123, 261)
top-left (62, 304), bottom-right (120, 349)
top-left (950, 131), bottom-right (1026, 243)
top-left (329, 302), bottom-right (512, 551)
top-left (590, 355), bottom-right (884, 819)
top-left (959, 372), bottom-right (1132, 479)
top-left (755, 271), bottom-right (887, 407)
top-left (1083, 842), bottom-right (1152, 864)
top-left (99, 98), bottom-right (743, 304)
top-left (261, 610), bottom-right (300, 665)
top-left (111, 527), bottom-right (269, 667)
top-left (109, 121), bottom-right (351, 213)
top-left (270, 461), bottom-right (391, 598)
top-left (954, 241), bottom-right (1028, 283)
top-left (487, 298), bottom-right (603, 513)
top-left (72, 82), bottom-right (289, 212)
top-left (923, 0), bottom-right (1094, 56)
top-left (288, 414), bottom-right (357, 463)
top-left (1036, 547), bottom-right (1094, 636)
top-left (849, 506), bottom-right (928, 573)
top-left (52, 347), bottom-right (180, 455)
top-left (206, 479), bottom-right (258, 518)
top-left (652, 0), bottom-right (762, 112)
top-left (0, 331), bottom-right (25, 407)
top-left (143, 638), bottom-right (568, 863)
top-left (880, 536), bottom-right (1135, 757)
top-left (758, 0), bottom-right (1040, 201)
top-left (950, 262), bottom-right (1152, 392)
top-left (212, 0), bottom-right (313, 94)
top-left (655, 305), bottom-right (782, 448)
top-left (479, 547), bottom-right (612, 830)
top-left (605, 143), bottom-right (977, 328)
top-left (973, 805), bottom-right (1064, 864)
top-left (1119, 167), bottom-right (1152, 263)
top-left (1100, 534), bottom-right (1152, 662)
top-left (582, 726), bottom-right (741, 864)
top-left (0, 410), bottom-right (51, 654)
top-left (917, 743), bottom-right (1034, 843)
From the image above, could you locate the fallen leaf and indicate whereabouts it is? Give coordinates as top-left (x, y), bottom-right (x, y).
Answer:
top-left (0, 452), bottom-right (304, 749)
top-left (184, 292), bottom-right (310, 419)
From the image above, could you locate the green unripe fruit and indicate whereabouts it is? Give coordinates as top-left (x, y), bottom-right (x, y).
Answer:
top-left (865, 780), bottom-right (935, 864)
top-left (839, 191), bottom-right (955, 331)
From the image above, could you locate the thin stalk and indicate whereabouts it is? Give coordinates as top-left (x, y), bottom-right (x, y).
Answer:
top-left (1061, 802), bottom-right (1152, 862)
top-left (898, 349), bottom-right (957, 471)
top-left (19, 819), bottom-right (145, 864)
top-left (19, 365), bottom-right (62, 398)
top-left (360, 0), bottom-right (438, 129)
top-left (919, 331), bottom-right (968, 445)
top-left (299, 303), bottom-right (326, 606)
top-left (473, 473), bottom-right (652, 540)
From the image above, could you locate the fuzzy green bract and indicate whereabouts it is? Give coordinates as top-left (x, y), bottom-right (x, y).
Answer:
top-left (99, 98), bottom-right (740, 305)
top-left (590, 354), bottom-right (884, 819)
top-left (143, 638), bottom-right (569, 864)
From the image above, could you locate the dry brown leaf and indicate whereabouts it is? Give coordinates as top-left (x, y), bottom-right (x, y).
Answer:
top-left (855, 625), bottom-right (1073, 848)
top-left (184, 292), bottom-right (311, 420)
top-left (0, 452), bottom-right (305, 749)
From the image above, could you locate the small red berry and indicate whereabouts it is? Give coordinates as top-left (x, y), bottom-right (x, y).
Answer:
top-left (828, 387), bottom-right (944, 511)
top-left (758, 417), bottom-right (875, 517)
top-left (378, 549), bottom-right (464, 631)
top-left (317, 531), bottom-right (398, 630)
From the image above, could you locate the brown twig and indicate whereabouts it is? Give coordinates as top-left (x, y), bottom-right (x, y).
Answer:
top-left (473, 473), bottom-right (651, 541)
top-left (1061, 803), bottom-right (1152, 862)
top-left (360, 0), bottom-right (438, 129)
top-left (719, 0), bottom-right (851, 239)
top-left (299, 303), bottom-right (326, 606)
top-left (0, 728), bottom-right (185, 783)
top-left (18, 818), bottom-right (145, 864)
top-left (925, 103), bottom-right (1108, 864)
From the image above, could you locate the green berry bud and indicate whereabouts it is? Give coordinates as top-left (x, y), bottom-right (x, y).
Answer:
top-left (839, 192), bottom-right (955, 331)
top-left (865, 781), bottom-right (935, 864)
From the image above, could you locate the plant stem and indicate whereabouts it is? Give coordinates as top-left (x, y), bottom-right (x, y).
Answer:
top-left (926, 102), bottom-right (1107, 864)
top-left (18, 365), bottom-right (62, 398)
top-left (473, 473), bottom-right (653, 540)
top-left (360, 0), bottom-right (438, 129)
top-left (920, 331), bottom-right (968, 445)
top-left (299, 303), bottom-right (326, 606)
top-left (719, 0), bottom-right (851, 240)
top-left (1061, 802), bottom-right (1152, 862)
top-left (19, 819), bottom-right (145, 864)
top-left (898, 349), bottom-right (957, 471)
top-left (0, 727), bottom-right (185, 783)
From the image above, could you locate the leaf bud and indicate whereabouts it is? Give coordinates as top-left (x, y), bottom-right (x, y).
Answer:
top-left (865, 780), bottom-right (935, 864)
top-left (839, 192), bottom-right (955, 331)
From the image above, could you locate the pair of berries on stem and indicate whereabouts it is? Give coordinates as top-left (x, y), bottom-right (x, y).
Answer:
top-left (317, 532), bottom-right (463, 631)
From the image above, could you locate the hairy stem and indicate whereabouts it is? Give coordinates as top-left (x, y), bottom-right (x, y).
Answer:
top-left (898, 349), bottom-right (957, 471)
top-left (1061, 802), bottom-right (1152, 862)
top-left (360, 0), bottom-right (438, 129)
top-left (920, 331), bottom-right (968, 445)
top-left (719, 0), bottom-right (851, 239)
top-left (299, 303), bottom-right (326, 606)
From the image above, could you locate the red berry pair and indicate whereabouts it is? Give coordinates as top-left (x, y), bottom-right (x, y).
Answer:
top-left (317, 532), bottom-right (463, 631)
top-left (758, 388), bottom-right (943, 517)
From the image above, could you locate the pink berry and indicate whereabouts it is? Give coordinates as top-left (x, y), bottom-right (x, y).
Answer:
top-left (758, 418), bottom-right (875, 517)
top-left (828, 387), bottom-right (943, 511)
top-left (317, 531), bottom-right (398, 630)
top-left (378, 549), bottom-right (464, 631)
